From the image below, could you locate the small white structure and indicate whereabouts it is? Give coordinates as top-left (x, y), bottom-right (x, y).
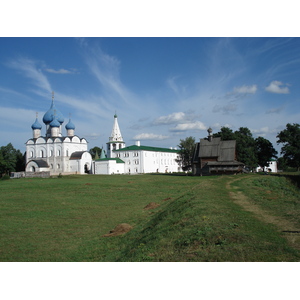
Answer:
top-left (93, 148), bottom-right (125, 175)
top-left (256, 159), bottom-right (278, 173)
top-left (93, 115), bottom-right (182, 174)
top-left (25, 93), bottom-right (92, 175)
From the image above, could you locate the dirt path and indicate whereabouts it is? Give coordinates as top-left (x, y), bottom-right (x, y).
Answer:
top-left (226, 176), bottom-right (300, 250)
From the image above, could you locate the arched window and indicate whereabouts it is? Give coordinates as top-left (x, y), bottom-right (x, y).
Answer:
top-left (66, 149), bottom-right (69, 157)
top-left (31, 166), bottom-right (36, 172)
top-left (57, 149), bottom-right (61, 156)
top-left (40, 150), bottom-right (44, 157)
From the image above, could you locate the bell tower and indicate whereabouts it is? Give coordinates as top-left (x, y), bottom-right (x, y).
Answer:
top-left (106, 113), bottom-right (125, 158)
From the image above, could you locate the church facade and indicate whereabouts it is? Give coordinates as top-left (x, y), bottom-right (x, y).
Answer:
top-left (25, 94), bottom-right (92, 175)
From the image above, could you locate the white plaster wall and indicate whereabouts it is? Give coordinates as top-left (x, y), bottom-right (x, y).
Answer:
top-left (94, 160), bottom-right (125, 175)
top-left (113, 149), bottom-right (181, 174)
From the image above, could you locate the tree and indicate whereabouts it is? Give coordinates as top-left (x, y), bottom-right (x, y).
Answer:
top-left (233, 127), bottom-right (258, 170)
top-left (0, 143), bottom-right (21, 175)
top-left (213, 126), bottom-right (235, 140)
top-left (255, 136), bottom-right (278, 171)
top-left (277, 157), bottom-right (288, 171)
top-left (89, 146), bottom-right (102, 159)
top-left (175, 136), bottom-right (195, 171)
top-left (277, 123), bottom-right (300, 170)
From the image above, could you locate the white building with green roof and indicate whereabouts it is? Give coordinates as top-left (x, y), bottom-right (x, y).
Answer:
top-left (93, 115), bottom-right (182, 174)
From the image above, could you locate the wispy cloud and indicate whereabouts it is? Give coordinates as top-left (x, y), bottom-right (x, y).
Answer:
top-left (79, 40), bottom-right (134, 107)
top-left (265, 81), bottom-right (290, 94)
top-left (7, 57), bottom-right (52, 93)
top-left (169, 121), bottom-right (206, 132)
top-left (133, 133), bottom-right (169, 140)
top-left (265, 107), bottom-right (284, 114)
top-left (153, 112), bottom-right (196, 125)
top-left (250, 126), bottom-right (277, 137)
top-left (233, 84), bottom-right (257, 94)
top-left (212, 102), bottom-right (238, 114)
top-left (45, 68), bottom-right (78, 74)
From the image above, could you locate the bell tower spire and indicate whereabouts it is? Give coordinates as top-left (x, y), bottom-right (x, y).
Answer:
top-left (106, 113), bottom-right (125, 158)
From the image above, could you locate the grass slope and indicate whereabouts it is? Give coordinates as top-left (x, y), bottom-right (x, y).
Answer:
top-left (1, 174), bottom-right (299, 261)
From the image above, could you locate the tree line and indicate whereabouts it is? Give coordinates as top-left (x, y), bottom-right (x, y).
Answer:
top-left (1, 123), bottom-right (299, 177)
top-left (176, 123), bottom-right (300, 172)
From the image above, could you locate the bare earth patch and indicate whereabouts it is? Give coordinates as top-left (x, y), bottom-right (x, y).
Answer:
top-left (227, 177), bottom-right (300, 250)
top-left (144, 202), bottom-right (160, 210)
top-left (102, 223), bottom-right (133, 237)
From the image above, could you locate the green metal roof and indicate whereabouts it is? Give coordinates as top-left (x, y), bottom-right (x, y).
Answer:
top-left (95, 158), bottom-right (125, 164)
top-left (114, 145), bottom-right (179, 153)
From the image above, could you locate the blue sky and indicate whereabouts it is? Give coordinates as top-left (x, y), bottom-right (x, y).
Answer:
top-left (1, 37), bottom-right (300, 154)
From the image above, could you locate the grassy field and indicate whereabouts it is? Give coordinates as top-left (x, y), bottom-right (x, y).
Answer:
top-left (1, 173), bottom-right (300, 261)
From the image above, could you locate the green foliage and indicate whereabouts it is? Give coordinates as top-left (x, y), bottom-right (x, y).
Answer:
top-left (255, 136), bottom-right (278, 171)
top-left (213, 126), bottom-right (235, 140)
top-left (234, 127), bottom-right (257, 169)
top-left (277, 123), bottom-right (300, 170)
top-left (175, 136), bottom-right (195, 171)
top-left (0, 143), bottom-right (24, 175)
top-left (89, 146), bottom-right (102, 159)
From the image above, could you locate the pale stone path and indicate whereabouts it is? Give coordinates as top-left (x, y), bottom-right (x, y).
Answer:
top-left (226, 176), bottom-right (300, 250)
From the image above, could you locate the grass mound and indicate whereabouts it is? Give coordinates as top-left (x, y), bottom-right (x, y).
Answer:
top-left (1, 174), bottom-right (300, 261)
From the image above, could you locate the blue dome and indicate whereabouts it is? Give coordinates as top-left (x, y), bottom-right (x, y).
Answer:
top-left (65, 119), bottom-right (75, 130)
top-left (43, 100), bottom-right (64, 125)
top-left (31, 118), bottom-right (42, 130)
top-left (50, 116), bottom-right (60, 128)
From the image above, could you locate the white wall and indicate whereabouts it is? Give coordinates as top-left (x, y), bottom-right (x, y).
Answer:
top-left (113, 149), bottom-right (181, 174)
top-left (93, 160), bottom-right (125, 175)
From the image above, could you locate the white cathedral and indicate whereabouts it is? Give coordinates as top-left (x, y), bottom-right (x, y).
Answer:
top-left (25, 94), bottom-right (182, 176)
top-left (25, 94), bottom-right (92, 175)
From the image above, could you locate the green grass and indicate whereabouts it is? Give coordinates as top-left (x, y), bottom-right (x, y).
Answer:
top-left (1, 173), bottom-right (300, 261)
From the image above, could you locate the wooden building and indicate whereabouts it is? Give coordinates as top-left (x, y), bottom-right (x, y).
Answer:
top-left (192, 129), bottom-right (244, 175)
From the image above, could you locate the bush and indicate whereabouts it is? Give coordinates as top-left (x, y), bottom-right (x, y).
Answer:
top-left (1, 174), bottom-right (10, 181)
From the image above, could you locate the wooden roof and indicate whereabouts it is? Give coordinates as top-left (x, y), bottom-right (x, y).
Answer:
top-left (198, 137), bottom-right (236, 161)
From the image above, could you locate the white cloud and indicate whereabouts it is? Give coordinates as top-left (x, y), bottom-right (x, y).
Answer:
top-left (233, 84), bottom-right (257, 94)
top-left (133, 133), bottom-right (169, 140)
top-left (170, 121), bottom-right (207, 132)
top-left (45, 68), bottom-right (76, 74)
top-left (250, 126), bottom-right (277, 136)
top-left (153, 112), bottom-right (189, 125)
top-left (265, 81), bottom-right (290, 94)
